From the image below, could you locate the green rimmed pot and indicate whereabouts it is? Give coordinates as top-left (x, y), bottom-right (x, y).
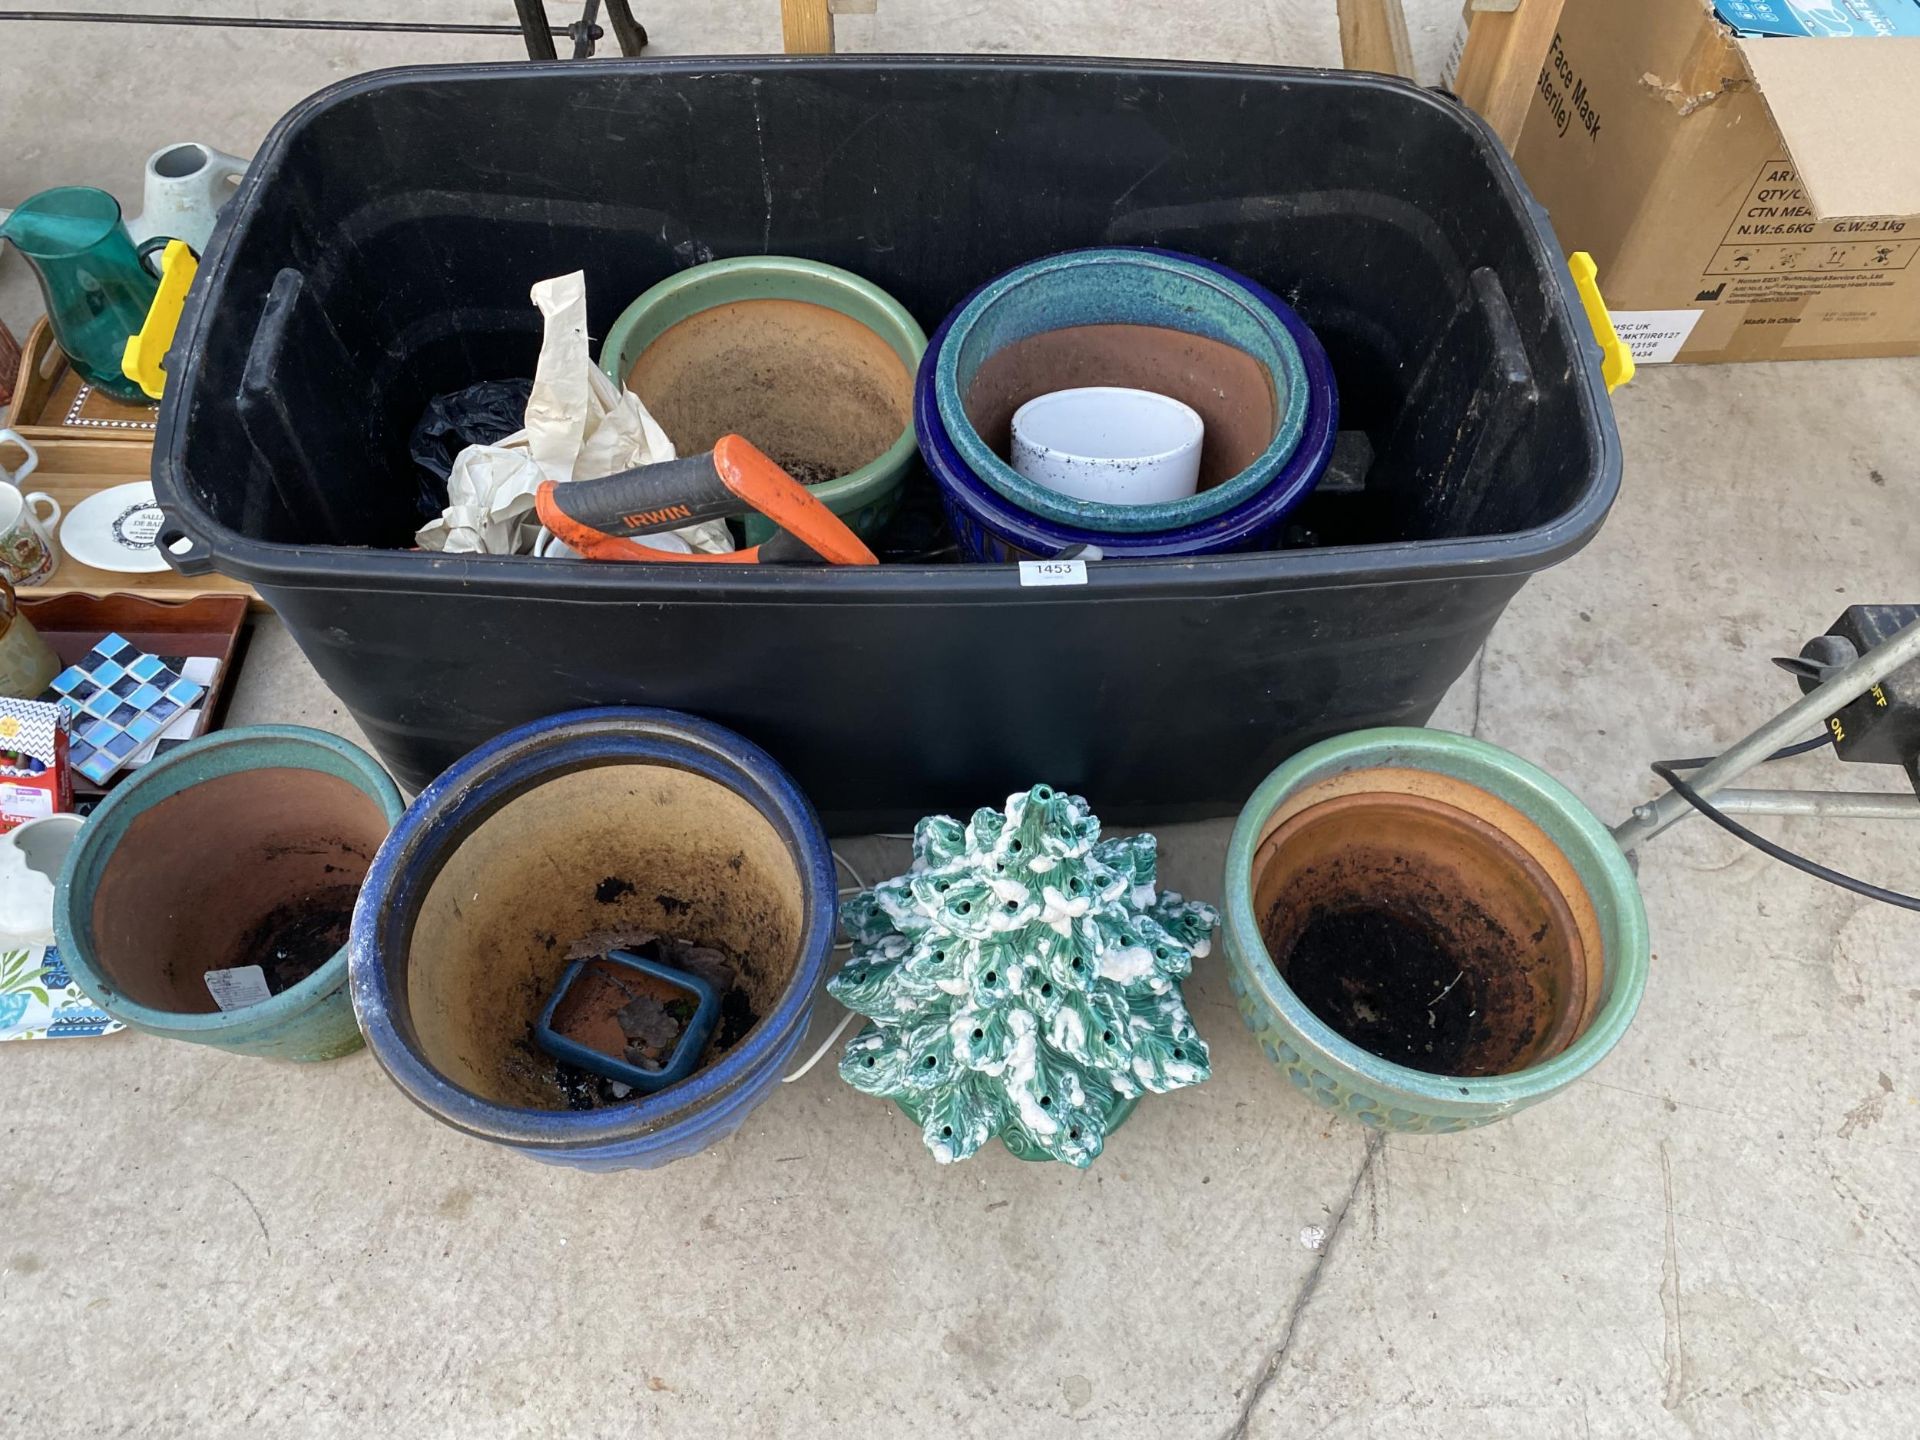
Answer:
top-left (932, 246), bottom-right (1312, 534)
top-left (54, 726), bottom-right (403, 1062)
top-left (602, 256), bottom-right (927, 544)
top-left (1222, 729), bottom-right (1648, 1133)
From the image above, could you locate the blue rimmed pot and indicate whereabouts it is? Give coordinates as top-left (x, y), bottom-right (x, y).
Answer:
top-left (916, 335), bottom-right (1337, 560)
top-left (53, 726), bottom-right (404, 1062)
top-left (916, 247), bottom-right (1337, 559)
top-left (1223, 729), bottom-right (1649, 1133)
top-left (348, 707), bottom-right (836, 1171)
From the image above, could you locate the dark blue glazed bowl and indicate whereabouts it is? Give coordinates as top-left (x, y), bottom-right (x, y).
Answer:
top-left (348, 707), bottom-right (836, 1172)
top-left (916, 250), bottom-right (1338, 560)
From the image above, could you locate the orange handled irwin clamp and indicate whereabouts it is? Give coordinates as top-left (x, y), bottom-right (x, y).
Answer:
top-left (534, 434), bottom-right (879, 565)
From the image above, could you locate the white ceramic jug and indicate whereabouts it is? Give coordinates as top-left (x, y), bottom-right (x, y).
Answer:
top-left (126, 142), bottom-right (249, 256)
top-left (0, 813), bottom-right (83, 948)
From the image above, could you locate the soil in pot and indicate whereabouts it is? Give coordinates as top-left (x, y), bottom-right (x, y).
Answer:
top-left (406, 764), bottom-right (800, 1111)
top-left (1282, 903), bottom-right (1493, 1075)
top-left (1253, 789), bottom-right (1596, 1078)
top-left (88, 768), bottom-right (389, 1011)
top-left (962, 323), bottom-right (1277, 493)
top-left (625, 299), bottom-right (911, 487)
top-left (233, 882), bottom-right (363, 995)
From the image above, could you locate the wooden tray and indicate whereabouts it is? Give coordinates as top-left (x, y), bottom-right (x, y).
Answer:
top-left (24, 469), bottom-right (260, 606)
top-left (1, 321), bottom-right (260, 605)
top-left (20, 592), bottom-right (250, 797)
top-left (0, 319), bottom-right (19, 408)
top-left (3, 318), bottom-right (158, 475)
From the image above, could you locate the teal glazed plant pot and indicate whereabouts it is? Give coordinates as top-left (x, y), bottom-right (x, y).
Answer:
top-left (55, 726), bottom-right (403, 1062)
top-left (933, 246), bottom-right (1312, 534)
top-left (1223, 729), bottom-right (1649, 1133)
top-left (602, 256), bottom-right (927, 544)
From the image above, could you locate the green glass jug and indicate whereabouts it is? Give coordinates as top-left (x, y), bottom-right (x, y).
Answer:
top-left (0, 187), bottom-right (163, 404)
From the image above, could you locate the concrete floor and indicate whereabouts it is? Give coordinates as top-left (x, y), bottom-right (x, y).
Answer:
top-left (4, 6), bottom-right (1920, 1438)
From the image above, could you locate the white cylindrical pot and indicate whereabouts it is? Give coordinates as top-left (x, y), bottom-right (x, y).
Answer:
top-left (1010, 386), bottom-right (1205, 506)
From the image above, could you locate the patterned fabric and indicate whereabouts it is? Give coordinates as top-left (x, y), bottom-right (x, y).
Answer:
top-left (0, 696), bottom-right (63, 767)
top-left (0, 943), bottom-right (122, 1041)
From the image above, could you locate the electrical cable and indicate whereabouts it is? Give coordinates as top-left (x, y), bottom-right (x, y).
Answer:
top-left (780, 1011), bottom-right (860, 1085)
top-left (1656, 732), bottom-right (1834, 772)
top-left (1650, 753), bottom-right (1920, 913)
top-left (780, 849), bottom-right (871, 1083)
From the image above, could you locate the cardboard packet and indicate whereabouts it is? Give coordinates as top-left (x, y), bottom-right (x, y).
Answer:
top-left (0, 698), bottom-right (72, 833)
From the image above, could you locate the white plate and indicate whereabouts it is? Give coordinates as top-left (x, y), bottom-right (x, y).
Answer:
top-left (60, 482), bottom-right (171, 574)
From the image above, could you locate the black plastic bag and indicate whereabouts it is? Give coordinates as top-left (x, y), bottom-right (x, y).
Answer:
top-left (408, 378), bottom-right (533, 517)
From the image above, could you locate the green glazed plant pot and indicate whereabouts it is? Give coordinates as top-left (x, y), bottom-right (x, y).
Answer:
top-left (54, 725), bottom-right (403, 1062)
top-left (602, 256), bottom-right (927, 544)
top-left (1223, 728), bottom-right (1649, 1132)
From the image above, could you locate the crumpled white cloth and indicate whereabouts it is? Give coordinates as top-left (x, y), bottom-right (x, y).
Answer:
top-left (416, 271), bottom-right (733, 557)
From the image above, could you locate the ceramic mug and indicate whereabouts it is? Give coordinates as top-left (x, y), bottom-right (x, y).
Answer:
top-left (0, 484), bottom-right (61, 587)
top-left (1010, 387), bottom-right (1206, 506)
top-left (0, 573), bottom-right (60, 699)
top-left (0, 429), bottom-right (37, 487)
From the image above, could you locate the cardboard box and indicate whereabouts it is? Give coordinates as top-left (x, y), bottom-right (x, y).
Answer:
top-left (1507, 0), bottom-right (1920, 362)
top-left (0, 698), bottom-right (71, 833)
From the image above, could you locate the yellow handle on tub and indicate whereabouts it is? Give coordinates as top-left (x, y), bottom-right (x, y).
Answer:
top-left (122, 239), bottom-right (198, 401)
top-left (1568, 250), bottom-right (1634, 393)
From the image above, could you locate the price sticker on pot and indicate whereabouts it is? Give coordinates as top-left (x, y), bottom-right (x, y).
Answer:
top-left (1018, 558), bottom-right (1088, 588)
top-left (205, 964), bottom-right (273, 1012)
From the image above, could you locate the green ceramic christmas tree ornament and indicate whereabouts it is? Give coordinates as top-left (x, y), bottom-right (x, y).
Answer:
top-left (829, 784), bottom-right (1217, 1167)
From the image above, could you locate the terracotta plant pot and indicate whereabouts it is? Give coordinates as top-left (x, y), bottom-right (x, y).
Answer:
top-left (1222, 728), bottom-right (1648, 1132)
top-left (602, 257), bottom-right (927, 544)
top-left (53, 726), bottom-right (404, 1061)
top-left (929, 247), bottom-right (1318, 535)
top-left (349, 708), bottom-right (837, 1170)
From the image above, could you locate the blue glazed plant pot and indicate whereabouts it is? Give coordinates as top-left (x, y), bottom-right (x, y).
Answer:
top-left (348, 707), bottom-right (836, 1172)
top-left (916, 248), bottom-right (1337, 560)
top-left (54, 726), bottom-right (404, 1062)
top-left (1223, 729), bottom-right (1649, 1133)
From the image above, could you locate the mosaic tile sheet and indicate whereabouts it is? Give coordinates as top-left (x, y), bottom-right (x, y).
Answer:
top-left (123, 656), bottom-right (218, 770)
top-left (46, 634), bottom-right (205, 786)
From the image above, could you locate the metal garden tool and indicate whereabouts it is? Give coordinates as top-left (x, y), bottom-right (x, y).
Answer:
top-left (1616, 609), bottom-right (1920, 911)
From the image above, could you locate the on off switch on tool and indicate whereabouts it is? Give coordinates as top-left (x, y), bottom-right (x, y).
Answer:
top-left (1776, 604), bottom-right (1920, 796)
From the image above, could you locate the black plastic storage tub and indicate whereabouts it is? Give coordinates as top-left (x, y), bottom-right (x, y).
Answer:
top-left (154, 57), bottom-right (1619, 832)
